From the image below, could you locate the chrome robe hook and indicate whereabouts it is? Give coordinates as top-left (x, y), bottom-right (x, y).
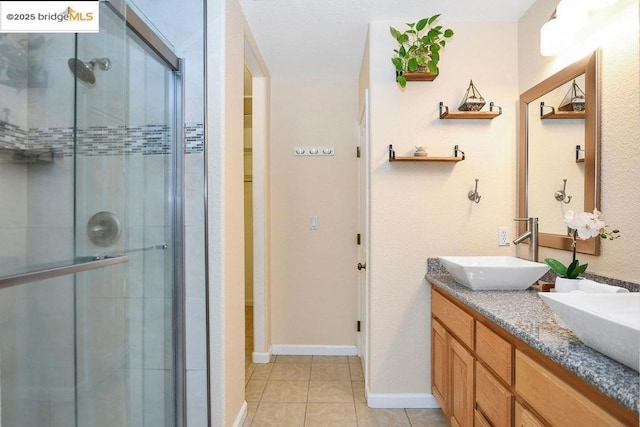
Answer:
top-left (554, 179), bottom-right (572, 204)
top-left (468, 179), bottom-right (481, 203)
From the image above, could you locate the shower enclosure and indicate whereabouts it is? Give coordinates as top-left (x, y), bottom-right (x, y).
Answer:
top-left (0, 1), bottom-right (184, 425)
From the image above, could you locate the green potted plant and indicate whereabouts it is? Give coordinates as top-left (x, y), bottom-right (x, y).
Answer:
top-left (390, 14), bottom-right (454, 88)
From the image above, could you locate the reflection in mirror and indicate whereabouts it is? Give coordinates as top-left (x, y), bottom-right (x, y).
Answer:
top-left (518, 50), bottom-right (600, 255)
top-left (528, 75), bottom-right (586, 235)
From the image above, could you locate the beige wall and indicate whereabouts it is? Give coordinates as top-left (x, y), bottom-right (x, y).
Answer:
top-left (270, 76), bottom-right (359, 347)
top-left (363, 20), bottom-right (519, 397)
top-left (518, 0), bottom-right (640, 281)
top-left (206, 0), bottom-right (268, 424)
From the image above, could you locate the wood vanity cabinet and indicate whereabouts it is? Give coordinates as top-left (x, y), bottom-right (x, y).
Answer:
top-left (430, 285), bottom-right (638, 427)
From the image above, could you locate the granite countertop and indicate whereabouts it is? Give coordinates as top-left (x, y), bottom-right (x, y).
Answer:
top-left (426, 273), bottom-right (640, 415)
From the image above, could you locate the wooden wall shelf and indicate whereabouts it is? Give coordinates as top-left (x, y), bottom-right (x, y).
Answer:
top-left (388, 144), bottom-right (465, 163)
top-left (397, 71), bottom-right (438, 82)
top-left (540, 102), bottom-right (585, 119)
top-left (439, 102), bottom-right (502, 119)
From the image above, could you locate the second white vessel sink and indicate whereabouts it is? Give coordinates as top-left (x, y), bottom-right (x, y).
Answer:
top-left (539, 292), bottom-right (640, 372)
top-left (438, 256), bottom-right (549, 290)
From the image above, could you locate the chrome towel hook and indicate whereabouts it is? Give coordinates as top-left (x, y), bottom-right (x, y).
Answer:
top-left (468, 179), bottom-right (481, 204)
top-left (554, 179), bottom-right (572, 204)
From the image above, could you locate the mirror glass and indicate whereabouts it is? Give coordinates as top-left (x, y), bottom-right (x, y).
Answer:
top-left (518, 51), bottom-right (600, 255)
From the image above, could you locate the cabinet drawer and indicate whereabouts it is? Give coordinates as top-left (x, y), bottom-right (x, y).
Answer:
top-left (514, 401), bottom-right (544, 427)
top-left (476, 362), bottom-right (512, 427)
top-left (476, 322), bottom-right (513, 384)
top-left (432, 290), bottom-right (474, 348)
top-left (515, 351), bottom-right (625, 427)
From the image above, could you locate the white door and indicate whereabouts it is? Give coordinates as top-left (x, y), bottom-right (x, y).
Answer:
top-left (356, 90), bottom-right (369, 379)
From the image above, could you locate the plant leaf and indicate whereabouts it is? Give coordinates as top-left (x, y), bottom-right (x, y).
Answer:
top-left (427, 61), bottom-right (438, 74)
top-left (444, 29), bottom-right (454, 38)
top-left (407, 58), bottom-right (418, 72)
top-left (398, 34), bottom-right (409, 44)
top-left (427, 14), bottom-right (440, 25)
top-left (407, 22), bottom-right (415, 29)
top-left (391, 57), bottom-right (403, 71)
top-left (416, 18), bottom-right (428, 32)
top-left (397, 75), bottom-right (407, 88)
top-left (440, 40), bottom-right (446, 48)
top-left (390, 27), bottom-right (400, 39)
top-left (399, 45), bottom-right (406, 57)
top-left (544, 258), bottom-right (567, 277)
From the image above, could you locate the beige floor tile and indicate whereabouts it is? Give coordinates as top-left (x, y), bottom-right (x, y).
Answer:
top-left (245, 363), bottom-right (256, 383)
top-left (352, 382), bottom-right (366, 403)
top-left (311, 363), bottom-right (351, 380)
top-left (251, 402), bottom-right (306, 427)
top-left (250, 363), bottom-right (273, 380)
top-left (305, 403), bottom-right (358, 427)
top-left (269, 363), bottom-right (311, 380)
top-left (312, 355), bottom-right (348, 364)
top-left (275, 355), bottom-right (312, 364)
top-left (245, 379), bottom-right (267, 402)
top-left (405, 408), bottom-right (449, 427)
top-left (261, 380), bottom-right (309, 403)
top-left (308, 381), bottom-right (354, 403)
top-left (355, 404), bottom-right (411, 426)
top-left (350, 363), bottom-right (364, 381)
top-left (242, 402), bottom-right (258, 426)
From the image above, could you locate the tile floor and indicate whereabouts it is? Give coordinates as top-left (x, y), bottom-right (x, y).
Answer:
top-left (244, 307), bottom-right (448, 426)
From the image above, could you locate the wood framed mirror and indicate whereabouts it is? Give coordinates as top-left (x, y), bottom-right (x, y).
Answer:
top-left (518, 50), bottom-right (600, 255)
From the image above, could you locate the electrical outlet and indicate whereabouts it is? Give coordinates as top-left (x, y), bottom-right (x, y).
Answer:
top-left (498, 226), bottom-right (510, 246)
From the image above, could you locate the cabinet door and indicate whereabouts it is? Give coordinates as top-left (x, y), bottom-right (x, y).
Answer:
top-left (432, 318), bottom-right (449, 415)
top-left (476, 362), bottom-right (512, 426)
top-left (449, 338), bottom-right (474, 427)
top-left (515, 401), bottom-right (544, 427)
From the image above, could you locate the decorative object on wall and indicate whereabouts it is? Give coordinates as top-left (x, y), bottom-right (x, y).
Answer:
top-left (390, 14), bottom-right (454, 88)
top-left (558, 80), bottom-right (586, 111)
top-left (414, 145), bottom-right (428, 157)
top-left (467, 179), bottom-right (481, 203)
top-left (458, 80), bottom-right (486, 111)
top-left (539, 101), bottom-right (585, 119)
top-left (554, 179), bottom-right (572, 204)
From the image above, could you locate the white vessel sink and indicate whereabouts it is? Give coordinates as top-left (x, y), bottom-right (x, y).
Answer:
top-left (438, 256), bottom-right (549, 290)
top-left (539, 293), bottom-right (640, 372)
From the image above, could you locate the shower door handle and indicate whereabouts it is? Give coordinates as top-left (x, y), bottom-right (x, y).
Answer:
top-left (357, 262), bottom-right (366, 271)
top-left (0, 255), bottom-right (129, 290)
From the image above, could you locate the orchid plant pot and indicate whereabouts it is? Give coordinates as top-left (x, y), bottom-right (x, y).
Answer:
top-left (554, 277), bottom-right (583, 293)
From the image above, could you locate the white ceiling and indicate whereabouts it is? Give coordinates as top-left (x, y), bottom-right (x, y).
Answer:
top-left (239, 0), bottom-right (538, 78)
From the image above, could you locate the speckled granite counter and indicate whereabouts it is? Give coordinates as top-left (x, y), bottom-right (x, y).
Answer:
top-left (426, 273), bottom-right (640, 415)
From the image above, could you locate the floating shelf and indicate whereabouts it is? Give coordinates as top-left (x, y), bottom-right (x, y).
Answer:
top-left (540, 102), bottom-right (585, 119)
top-left (439, 102), bottom-right (502, 119)
top-left (396, 71), bottom-right (438, 82)
top-left (388, 144), bottom-right (465, 163)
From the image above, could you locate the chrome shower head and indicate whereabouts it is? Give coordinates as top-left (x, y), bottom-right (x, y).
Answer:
top-left (68, 57), bottom-right (111, 86)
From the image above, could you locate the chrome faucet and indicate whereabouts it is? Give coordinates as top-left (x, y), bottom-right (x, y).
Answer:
top-left (513, 217), bottom-right (539, 262)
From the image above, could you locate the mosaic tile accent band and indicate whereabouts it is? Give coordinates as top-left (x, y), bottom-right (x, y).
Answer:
top-left (0, 121), bottom-right (204, 157)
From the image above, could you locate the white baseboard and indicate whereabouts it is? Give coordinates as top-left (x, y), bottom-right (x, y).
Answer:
top-left (366, 392), bottom-right (441, 409)
top-left (252, 348), bottom-right (272, 364)
top-left (271, 344), bottom-right (358, 356)
top-left (233, 401), bottom-right (248, 427)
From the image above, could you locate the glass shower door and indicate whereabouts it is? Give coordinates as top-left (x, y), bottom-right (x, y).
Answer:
top-left (0, 1), bottom-right (182, 425)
